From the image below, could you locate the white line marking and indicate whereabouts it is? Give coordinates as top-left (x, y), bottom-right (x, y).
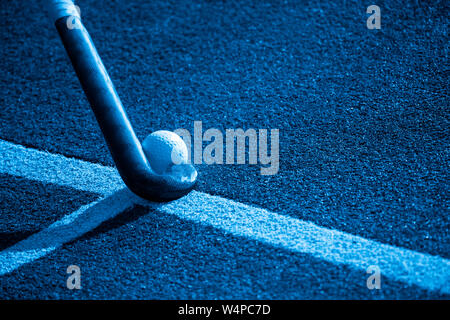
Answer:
top-left (0, 139), bottom-right (123, 195)
top-left (0, 139), bottom-right (449, 294)
top-left (0, 189), bottom-right (136, 275)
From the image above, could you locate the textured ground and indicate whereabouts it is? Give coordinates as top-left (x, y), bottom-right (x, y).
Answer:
top-left (0, 0), bottom-right (448, 299)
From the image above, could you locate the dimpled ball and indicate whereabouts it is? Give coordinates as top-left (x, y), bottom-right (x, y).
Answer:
top-left (142, 130), bottom-right (189, 174)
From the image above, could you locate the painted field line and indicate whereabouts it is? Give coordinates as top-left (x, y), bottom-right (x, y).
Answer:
top-left (0, 189), bottom-right (136, 275)
top-left (0, 139), bottom-right (123, 196)
top-left (0, 139), bottom-right (449, 294)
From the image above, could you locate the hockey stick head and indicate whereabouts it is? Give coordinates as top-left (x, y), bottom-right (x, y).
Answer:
top-left (51, 7), bottom-right (198, 202)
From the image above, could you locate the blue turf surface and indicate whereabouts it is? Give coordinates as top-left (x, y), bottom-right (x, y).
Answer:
top-left (0, 0), bottom-right (449, 299)
top-left (0, 206), bottom-right (444, 299)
